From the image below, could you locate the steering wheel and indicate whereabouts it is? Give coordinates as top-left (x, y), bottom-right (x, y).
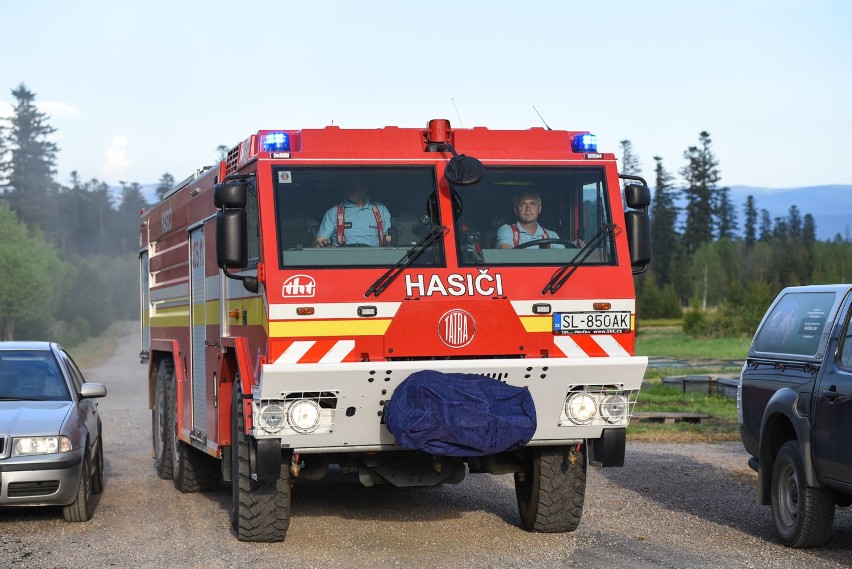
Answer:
top-left (342, 243), bottom-right (371, 247)
top-left (515, 238), bottom-right (580, 249)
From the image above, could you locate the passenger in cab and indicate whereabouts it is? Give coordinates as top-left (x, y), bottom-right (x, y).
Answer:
top-left (313, 183), bottom-right (392, 247)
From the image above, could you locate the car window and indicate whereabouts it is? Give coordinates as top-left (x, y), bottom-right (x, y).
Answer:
top-left (753, 292), bottom-right (836, 356)
top-left (60, 350), bottom-right (86, 393)
top-left (839, 309), bottom-right (852, 370)
top-left (0, 349), bottom-right (71, 401)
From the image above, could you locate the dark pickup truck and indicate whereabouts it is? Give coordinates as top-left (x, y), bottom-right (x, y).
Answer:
top-left (739, 284), bottom-right (852, 547)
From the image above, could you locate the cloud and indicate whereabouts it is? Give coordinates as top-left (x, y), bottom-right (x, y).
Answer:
top-left (100, 136), bottom-right (134, 182)
top-left (39, 101), bottom-right (81, 118)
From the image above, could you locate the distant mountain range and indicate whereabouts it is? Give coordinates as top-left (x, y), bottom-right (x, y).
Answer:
top-left (728, 185), bottom-right (852, 241)
top-left (123, 183), bottom-right (852, 242)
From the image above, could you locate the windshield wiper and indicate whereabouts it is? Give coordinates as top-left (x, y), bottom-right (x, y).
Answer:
top-left (541, 224), bottom-right (618, 295)
top-left (0, 396), bottom-right (43, 401)
top-left (365, 225), bottom-right (447, 298)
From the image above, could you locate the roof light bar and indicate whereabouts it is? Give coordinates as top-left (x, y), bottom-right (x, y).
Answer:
top-left (572, 133), bottom-right (597, 153)
top-left (262, 132), bottom-right (291, 152)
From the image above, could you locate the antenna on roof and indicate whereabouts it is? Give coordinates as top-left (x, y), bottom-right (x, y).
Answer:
top-left (451, 98), bottom-right (463, 127)
top-left (533, 106), bottom-right (552, 130)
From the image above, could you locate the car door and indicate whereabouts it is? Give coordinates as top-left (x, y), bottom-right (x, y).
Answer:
top-left (812, 293), bottom-right (852, 483)
top-left (60, 350), bottom-right (101, 450)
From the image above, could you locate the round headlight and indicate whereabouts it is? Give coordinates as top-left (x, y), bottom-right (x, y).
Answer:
top-left (257, 404), bottom-right (286, 433)
top-left (287, 399), bottom-right (321, 433)
top-left (600, 394), bottom-right (628, 423)
top-left (565, 392), bottom-right (597, 424)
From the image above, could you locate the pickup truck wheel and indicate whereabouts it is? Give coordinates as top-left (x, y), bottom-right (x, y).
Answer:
top-left (770, 440), bottom-right (835, 547)
top-left (230, 379), bottom-right (291, 542)
top-left (514, 446), bottom-right (586, 532)
top-left (152, 358), bottom-right (175, 480)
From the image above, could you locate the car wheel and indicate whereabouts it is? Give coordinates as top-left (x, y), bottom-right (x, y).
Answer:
top-left (515, 445), bottom-right (586, 533)
top-left (231, 378), bottom-right (291, 542)
top-left (92, 432), bottom-right (105, 494)
top-left (770, 440), bottom-right (835, 547)
top-left (153, 358), bottom-right (175, 480)
top-left (63, 453), bottom-right (93, 522)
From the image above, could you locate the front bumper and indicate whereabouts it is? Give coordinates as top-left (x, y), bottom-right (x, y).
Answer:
top-left (0, 447), bottom-right (84, 506)
top-left (254, 356), bottom-right (647, 452)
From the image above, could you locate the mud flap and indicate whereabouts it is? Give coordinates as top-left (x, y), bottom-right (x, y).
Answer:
top-left (588, 428), bottom-right (625, 467)
top-left (250, 438), bottom-right (282, 482)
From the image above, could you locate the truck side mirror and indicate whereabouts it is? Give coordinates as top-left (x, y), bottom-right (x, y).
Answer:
top-left (625, 210), bottom-right (651, 274)
top-left (216, 209), bottom-right (247, 268)
top-left (624, 184), bottom-right (651, 209)
top-left (214, 181), bottom-right (247, 208)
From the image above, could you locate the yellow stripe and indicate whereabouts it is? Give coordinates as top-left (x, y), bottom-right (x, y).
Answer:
top-left (269, 319), bottom-right (392, 337)
top-left (520, 316), bottom-right (552, 332)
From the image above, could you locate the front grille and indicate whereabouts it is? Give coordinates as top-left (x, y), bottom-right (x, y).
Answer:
top-left (7, 481), bottom-right (60, 498)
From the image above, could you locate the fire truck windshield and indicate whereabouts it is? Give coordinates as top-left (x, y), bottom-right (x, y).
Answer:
top-left (273, 166), bottom-right (444, 268)
top-left (452, 167), bottom-right (615, 267)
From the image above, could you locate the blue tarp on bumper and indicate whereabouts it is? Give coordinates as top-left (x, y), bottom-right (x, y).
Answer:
top-left (385, 370), bottom-right (537, 457)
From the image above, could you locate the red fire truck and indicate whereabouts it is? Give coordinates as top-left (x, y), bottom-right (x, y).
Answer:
top-left (139, 119), bottom-right (651, 542)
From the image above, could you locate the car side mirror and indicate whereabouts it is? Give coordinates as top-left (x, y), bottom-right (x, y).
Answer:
top-left (80, 383), bottom-right (107, 399)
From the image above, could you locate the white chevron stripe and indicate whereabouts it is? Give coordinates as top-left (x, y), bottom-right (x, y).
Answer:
top-left (319, 340), bottom-right (356, 363)
top-left (275, 341), bottom-right (315, 364)
top-left (591, 335), bottom-right (630, 357)
top-left (553, 336), bottom-right (589, 358)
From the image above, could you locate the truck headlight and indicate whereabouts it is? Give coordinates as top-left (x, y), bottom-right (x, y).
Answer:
top-left (287, 399), bottom-right (321, 433)
top-left (600, 394), bottom-right (628, 423)
top-left (13, 436), bottom-right (72, 456)
top-left (257, 404), bottom-right (286, 433)
top-left (565, 393), bottom-right (597, 425)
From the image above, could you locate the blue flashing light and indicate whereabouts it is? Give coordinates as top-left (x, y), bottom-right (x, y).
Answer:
top-left (262, 132), bottom-right (291, 152)
top-left (571, 133), bottom-right (598, 153)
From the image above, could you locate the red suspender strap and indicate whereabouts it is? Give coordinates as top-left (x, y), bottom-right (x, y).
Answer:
top-left (511, 224), bottom-right (520, 247)
top-left (336, 204), bottom-right (346, 245)
top-left (371, 204), bottom-right (384, 247)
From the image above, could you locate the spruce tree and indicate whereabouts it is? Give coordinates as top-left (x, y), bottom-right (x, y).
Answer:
top-left (680, 131), bottom-right (720, 253)
top-left (744, 195), bottom-right (757, 247)
top-left (1, 84), bottom-right (59, 233)
top-left (619, 140), bottom-right (642, 177)
top-left (650, 156), bottom-right (680, 286)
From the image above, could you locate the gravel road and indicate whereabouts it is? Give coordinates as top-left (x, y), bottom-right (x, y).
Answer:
top-left (2, 322), bottom-right (850, 568)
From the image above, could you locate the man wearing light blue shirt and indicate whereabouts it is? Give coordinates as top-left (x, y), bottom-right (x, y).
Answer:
top-left (313, 184), bottom-right (392, 247)
top-left (495, 191), bottom-right (565, 249)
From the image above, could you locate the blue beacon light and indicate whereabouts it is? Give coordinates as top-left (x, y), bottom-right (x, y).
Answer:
top-left (262, 132), bottom-right (291, 152)
top-left (571, 133), bottom-right (597, 153)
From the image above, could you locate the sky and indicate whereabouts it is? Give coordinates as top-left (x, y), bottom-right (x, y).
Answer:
top-left (1, 0), bottom-right (850, 190)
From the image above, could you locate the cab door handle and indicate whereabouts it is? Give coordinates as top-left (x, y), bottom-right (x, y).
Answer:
top-left (823, 387), bottom-right (840, 400)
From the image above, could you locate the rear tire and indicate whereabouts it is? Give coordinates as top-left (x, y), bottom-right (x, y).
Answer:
top-left (770, 440), bottom-right (835, 547)
top-left (515, 445), bottom-right (586, 532)
top-left (231, 379), bottom-right (291, 542)
top-left (174, 439), bottom-right (221, 493)
top-left (153, 358), bottom-right (175, 480)
top-left (63, 454), bottom-right (93, 522)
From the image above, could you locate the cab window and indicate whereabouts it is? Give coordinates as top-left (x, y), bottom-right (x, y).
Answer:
top-left (753, 292), bottom-right (836, 356)
top-left (451, 167), bottom-right (616, 266)
top-left (273, 166), bottom-right (444, 268)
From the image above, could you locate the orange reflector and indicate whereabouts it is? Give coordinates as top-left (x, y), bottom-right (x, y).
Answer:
top-left (593, 302), bottom-right (612, 310)
top-left (296, 307), bottom-right (315, 315)
top-left (228, 309), bottom-right (240, 319)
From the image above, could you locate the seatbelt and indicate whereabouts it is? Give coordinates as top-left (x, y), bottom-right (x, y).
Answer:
top-left (336, 203), bottom-right (385, 246)
top-left (511, 223), bottom-right (549, 248)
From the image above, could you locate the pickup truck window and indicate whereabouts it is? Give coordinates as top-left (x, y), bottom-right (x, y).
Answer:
top-left (753, 291), bottom-right (836, 356)
top-left (839, 310), bottom-right (852, 369)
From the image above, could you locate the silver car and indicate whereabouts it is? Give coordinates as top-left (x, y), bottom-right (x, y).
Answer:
top-left (0, 341), bottom-right (106, 521)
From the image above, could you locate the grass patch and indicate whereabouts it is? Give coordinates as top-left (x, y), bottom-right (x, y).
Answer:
top-left (629, 382), bottom-right (740, 442)
top-left (67, 321), bottom-right (125, 372)
top-left (636, 325), bottom-right (751, 361)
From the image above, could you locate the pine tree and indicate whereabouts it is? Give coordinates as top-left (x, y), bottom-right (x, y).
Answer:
top-left (619, 140), bottom-right (642, 177)
top-left (1, 84), bottom-right (59, 233)
top-left (744, 195), bottom-right (758, 247)
top-left (650, 156), bottom-right (680, 286)
top-left (680, 131), bottom-right (721, 253)
top-left (155, 172), bottom-right (175, 201)
top-left (759, 209), bottom-right (773, 242)
top-left (716, 186), bottom-right (738, 239)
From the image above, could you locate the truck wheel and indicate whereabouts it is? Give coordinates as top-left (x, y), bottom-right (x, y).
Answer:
top-left (63, 452), bottom-right (93, 522)
top-left (515, 445), bottom-right (586, 532)
top-left (173, 379), bottom-right (220, 492)
top-left (771, 440), bottom-right (835, 547)
top-left (152, 358), bottom-right (175, 480)
top-left (231, 379), bottom-right (291, 542)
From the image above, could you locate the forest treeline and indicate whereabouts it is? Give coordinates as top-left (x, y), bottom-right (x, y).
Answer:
top-left (2, 83), bottom-right (850, 343)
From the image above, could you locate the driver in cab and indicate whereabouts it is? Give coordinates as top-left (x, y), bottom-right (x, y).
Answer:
top-left (496, 191), bottom-right (565, 249)
top-left (313, 183), bottom-right (392, 247)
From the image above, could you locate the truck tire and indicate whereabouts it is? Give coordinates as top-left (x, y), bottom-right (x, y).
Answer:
top-left (152, 358), bottom-right (175, 480)
top-left (515, 445), bottom-right (586, 532)
top-left (231, 379), bottom-right (291, 542)
top-left (63, 451), bottom-right (93, 522)
top-left (173, 376), bottom-right (221, 492)
top-left (771, 440), bottom-right (835, 547)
